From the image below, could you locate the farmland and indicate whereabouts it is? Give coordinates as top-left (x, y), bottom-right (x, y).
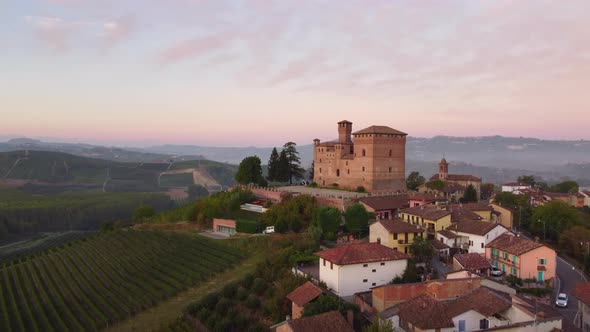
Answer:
top-left (0, 230), bottom-right (242, 331)
top-left (0, 231), bottom-right (93, 264)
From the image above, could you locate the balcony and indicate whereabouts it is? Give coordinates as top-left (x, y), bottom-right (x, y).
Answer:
top-left (398, 240), bottom-right (407, 244)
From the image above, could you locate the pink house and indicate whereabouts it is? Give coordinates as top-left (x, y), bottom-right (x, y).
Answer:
top-left (486, 233), bottom-right (556, 282)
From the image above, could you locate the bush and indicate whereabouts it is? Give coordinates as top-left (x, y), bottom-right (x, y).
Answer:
top-left (201, 293), bottom-right (218, 310)
top-left (222, 283), bottom-right (237, 298)
top-left (215, 297), bottom-right (232, 315)
top-left (506, 275), bottom-right (523, 286)
top-left (237, 286), bottom-right (249, 301)
top-left (241, 273), bottom-right (255, 289)
top-left (309, 182), bottom-right (318, 188)
top-left (252, 277), bottom-right (267, 295)
top-left (245, 294), bottom-right (261, 309)
top-left (356, 186), bottom-right (365, 193)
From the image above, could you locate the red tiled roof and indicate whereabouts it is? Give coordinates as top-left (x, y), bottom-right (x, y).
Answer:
top-left (444, 287), bottom-right (511, 318)
top-left (437, 229), bottom-right (461, 239)
top-left (359, 195), bottom-right (409, 211)
top-left (352, 125), bottom-right (407, 136)
top-left (286, 311), bottom-right (354, 332)
top-left (408, 192), bottom-right (447, 202)
top-left (486, 233), bottom-right (545, 256)
top-left (431, 239), bottom-right (450, 250)
top-left (454, 253), bottom-right (491, 271)
top-left (314, 242), bottom-right (409, 265)
top-left (286, 281), bottom-right (323, 307)
top-left (398, 294), bottom-right (454, 329)
top-left (456, 203), bottom-right (493, 211)
top-left (449, 209), bottom-right (482, 222)
top-left (401, 206), bottom-right (451, 220)
top-left (447, 220), bottom-right (504, 236)
top-left (374, 218), bottom-right (423, 234)
top-left (442, 182), bottom-right (466, 193)
top-left (430, 174), bottom-right (481, 182)
top-left (573, 282), bottom-right (590, 306)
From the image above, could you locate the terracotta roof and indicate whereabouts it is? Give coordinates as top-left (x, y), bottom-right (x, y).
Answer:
top-left (408, 192), bottom-right (447, 202)
top-left (456, 203), bottom-right (493, 212)
top-left (431, 239), bottom-right (450, 250)
top-left (286, 281), bottom-right (323, 307)
top-left (438, 229), bottom-right (461, 239)
top-left (486, 233), bottom-right (545, 256)
top-left (449, 209), bottom-right (482, 222)
top-left (444, 287), bottom-right (511, 318)
top-left (374, 218), bottom-right (423, 234)
top-left (352, 125), bottom-right (407, 136)
top-left (447, 220), bottom-right (503, 236)
top-left (442, 182), bottom-right (466, 193)
top-left (544, 192), bottom-right (570, 199)
top-left (430, 174), bottom-right (481, 182)
top-left (503, 182), bottom-right (531, 187)
top-left (573, 282), bottom-right (590, 306)
top-left (398, 294), bottom-right (454, 329)
top-left (315, 242), bottom-right (409, 265)
top-left (286, 311), bottom-right (354, 332)
top-left (401, 206), bottom-right (451, 220)
top-left (454, 253), bottom-right (491, 271)
top-left (359, 195), bottom-right (409, 211)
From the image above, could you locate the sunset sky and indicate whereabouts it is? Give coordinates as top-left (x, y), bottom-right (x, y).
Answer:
top-left (2, 0), bottom-right (589, 147)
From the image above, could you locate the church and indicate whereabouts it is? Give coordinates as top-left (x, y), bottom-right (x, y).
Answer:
top-left (312, 120), bottom-right (407, 193)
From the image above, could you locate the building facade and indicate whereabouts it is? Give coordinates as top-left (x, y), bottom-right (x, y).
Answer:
top-left (313, 121), bottom-right (407, 192)
top-left (369, 219), bottom-right (424, 254)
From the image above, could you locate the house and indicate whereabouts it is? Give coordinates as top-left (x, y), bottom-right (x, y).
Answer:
top-left (438, 229), bottom-right (469, 255)
top-left (451, 203), bottom-right (494, 221)
top-left (314, 242), bottom-right (408, 297)
top-left (212, 218), bottom-right (236, 236)
top-left (369, 218), bottom-right (424, 254)
top-left (581, 190), bottom-right (590, 207)
top-left (399, 205), bottom-right (452, 239)
top-left (573, 281), bottom-right (590, 331)
top-left (446, 220), bottom-right (510, 254)
top-left (502, 182), bottom-right (532, 194)
top-left (489, 203), bottom-right (514, 230)
top-left (271, 310), bottom-right (354, 332)
top-left (431, 238), bottom-right (451, 262)
top-left (418, 158), bottom-right (482, 201)
top-left (408, 192), bottom-right (447, 207)
top-left (453, 253), bottom-right (491, 275)
top-left (486, 233), bottom-right (556, 282)
top-left (286, 281), bottom-right (323, 319)
top-left (359, 195), bottom-right (409, 220)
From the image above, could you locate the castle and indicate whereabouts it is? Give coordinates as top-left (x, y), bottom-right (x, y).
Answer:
top-left (313, 120), bottom-right (407, 193)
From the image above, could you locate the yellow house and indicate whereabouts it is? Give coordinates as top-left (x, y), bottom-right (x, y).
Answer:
top-left (399, 206), bottom-right (452, 239)
top-left (369, 219), bottom-right (424, 254)
top-left (450, 203), bottom-right (493, 221)
top-left (489, 203), bottom-right (514, 230)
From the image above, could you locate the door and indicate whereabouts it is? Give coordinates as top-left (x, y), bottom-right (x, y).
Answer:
top-left (538, 271), bottom-right (544, 282)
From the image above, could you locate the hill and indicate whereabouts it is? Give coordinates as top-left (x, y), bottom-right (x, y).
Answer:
top-left (0, 230), bottom-right (242, 331)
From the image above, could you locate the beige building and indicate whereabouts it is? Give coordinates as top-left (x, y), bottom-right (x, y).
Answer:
top-left (369, 219), bottom-right (424, 254)
top-left (418, 158), bottom-right (482, 201)
top-left (399, 205), bottom-right (452, 239)
top-left (313, 120), bottom-right (407, 193)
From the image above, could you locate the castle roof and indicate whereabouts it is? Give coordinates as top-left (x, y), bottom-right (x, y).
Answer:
top-left (352, 125), bottom-right (407, 136)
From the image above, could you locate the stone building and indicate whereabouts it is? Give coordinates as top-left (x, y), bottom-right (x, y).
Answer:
top-left (418, 158), bottom-right (482, 201)
top-left (313, 120), bottom-right (407, 192)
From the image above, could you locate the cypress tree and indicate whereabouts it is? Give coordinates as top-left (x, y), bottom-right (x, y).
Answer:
top-left (267, 147), bottom-right (280, 182)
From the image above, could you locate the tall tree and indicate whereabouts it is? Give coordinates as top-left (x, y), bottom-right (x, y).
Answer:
top-left (409, 237), bottom-right (434, 264)
top-left (235, 156), bottom-right (265, 186)
top-left (283, 142), bottom-right (305, 184)
top-left (277, 149), bottom-right (290, 182)
top-left (481, 183), bottom-right (495, 200)
top-left (426, 179), bottom-right (445, 191)
top-left (266, 147), bottom-right (280, 182)
top-left (517, 175), bottom-right (536, 186)
top-left (406, 171), bottom-right (426, 191)
top-left (460, 184), bottom-right (478, 203)
top-left (549, 180), bottom-right (579, 193)
top-left (532, 200), bottom-right (582, 241)
top-left (315, 206), bottom-right (341, 239)
top-left (344, 203), bottom-right (369, 236)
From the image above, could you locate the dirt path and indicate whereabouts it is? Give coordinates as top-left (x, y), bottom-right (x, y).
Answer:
top-left (159, 168), bottom-right (220, 189)
top-left (106, 251), bottom-right (262, 332)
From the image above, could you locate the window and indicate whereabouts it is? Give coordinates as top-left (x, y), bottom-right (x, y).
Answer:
top-left (380, 262), bottom-right (385, 266)
top-left (479, 319), bottom-right (489, 329)
top-left (362, 166), bottom-right (365, 172)
top-left (372, 269), bottom-right (376, 273)
top-left (319, 168), bottom-right (322, 174)
top-left (393, 233), bottom-right (398, 240)
top-left (372, 282), bottom-right (376, 286)
top-left (330, 262), bottom-right (333, 270)
top-left (336, 169), bottom-right (340, 177)
top-left (323, 259), bottom-right (326, 266)
top-left (389, 150), bottom-right (392, 157)
top-left (458, 320), bottom-right (466, 332)
top-left (347, 169), bottom-right (350, 175)
top-left (362, 149), bottom-right (366, 157)
top-left (481, 243), bottom-right (484, 248)
top-left (363, 264), bottom-right (368, 267)
top-left (376, 237), bottom-right (381, 243)
top-left (389, 167), bottom-right (392, 173)
top-left (363, 279), bottom-right (368, 283)
top-left (469, 240), bottom-right (473, 246)
top-left (513, 255), bottom-right (517, 265)
top-left (538, 258), bottom-right (546, 265)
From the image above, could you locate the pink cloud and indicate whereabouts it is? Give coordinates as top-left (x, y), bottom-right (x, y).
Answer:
top-left (100, 16), bottom-right (135, 49)
top-left (25, 16), bottom-right (69, 51)
top-left (156, 32), bottom-right (236, 64)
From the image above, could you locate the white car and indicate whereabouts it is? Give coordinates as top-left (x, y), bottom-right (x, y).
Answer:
top-left (555, 293), bottom-right (568, 308)
top-left (490, 266), bottom-right (503, 277)
top-left (263, 226), bottom-right (275, 234)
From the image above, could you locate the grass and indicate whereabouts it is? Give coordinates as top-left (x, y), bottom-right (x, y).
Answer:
top-left (159, 173), bottom-right (194, 188)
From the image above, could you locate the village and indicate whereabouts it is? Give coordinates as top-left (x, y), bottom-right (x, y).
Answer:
top-left (210, 121), bottom-right (590, 332)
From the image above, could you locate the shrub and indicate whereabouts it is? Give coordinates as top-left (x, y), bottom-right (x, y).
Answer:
top-left (237, 286), bottom-right (249, 301)
top-left (201, 293), bottom-right (218, 310)
top-left (215, 297), bottom-right (232, 315)
top-left (356, 186), bottom-right (365, 193)
top-left (197, 308), bottom-right (210, 322)
top-left (241, 273), bottom-right (255, 289)
top-left (252, 277), bottom-right (267, 295)
top-left (222, 283), bottom-right (237, 298)
top-left (309, 182), bottom-right (318, 188)
top-left (245, 294), bottom-right (261, 309)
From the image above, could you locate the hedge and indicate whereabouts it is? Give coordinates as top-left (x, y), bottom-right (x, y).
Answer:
top-left (236, 219), bottom-right (259, 234)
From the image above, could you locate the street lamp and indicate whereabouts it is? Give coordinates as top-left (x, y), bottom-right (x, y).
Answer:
top-left (538, 219), bottom-right (546, 241)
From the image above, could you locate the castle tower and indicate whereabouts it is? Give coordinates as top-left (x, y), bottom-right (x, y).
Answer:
top-left (439, 158), bottom-right (448, 180)
top-left (338, 120), bottom-right (352, 143)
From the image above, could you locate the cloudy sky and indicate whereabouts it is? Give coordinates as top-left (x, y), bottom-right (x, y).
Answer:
top-left (1, 0), bottom-right (589, 147)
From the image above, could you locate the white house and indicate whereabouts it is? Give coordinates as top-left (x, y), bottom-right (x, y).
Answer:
top-left (502, 182), bottom-right (532, 194)
top-left (580, 189), bottom-right (590, 207)
top-left (314, 242), bottom-right (408, 297)
top-left (446, 220), bottom-right (510, 254)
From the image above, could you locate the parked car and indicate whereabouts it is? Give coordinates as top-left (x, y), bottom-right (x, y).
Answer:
top-left (263, 226), bottom-right (275, 234)
top-left (555, 293), bottom-right (568, 308)
top-left (490, 266), bottom-right (503, 277)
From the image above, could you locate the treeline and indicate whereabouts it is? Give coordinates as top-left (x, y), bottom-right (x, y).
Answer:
top-left (0, 187), bottom-right (172, 239)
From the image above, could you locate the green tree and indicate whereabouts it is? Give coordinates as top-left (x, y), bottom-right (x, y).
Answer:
top-left (315, 206), bottom-right (341, 236)
top-left (235, 156), bottom-right (265, 186)
top-left (344, 203), bottom-right (369, 236)
top-left (517, 175), bottom-right (536, 186)
top-left (282, 142), bottom-right (305, 184)
top-left (309, 161), bottom-right (314, 182)
top-left (532, 200), bottom-right (582, 241)
top-left (267, 147), bottom-right (280, 182)
top-left (558, 226), bottom-right (590, 259)
top-left (133, 204), bottom-right (156, 222)
top-left (302, 295), bottom-right (340, 317)
top-left (363, 317), bottom-right (396, 332)
top-left (406, 171), bottom-right (426, 191)
top-left (481, 182), bottom-right (495, 200)
top-left (409, 237), bottom-right (434, 264)
top-left (277, 149), bottom-right (290, 182)
top-left (549, 180), bottom-right (579, 193)
top-left (187, 184), bottom-right (209, 201)
top-left (426, 179), bottom-right (445, 191)
top-left (401, 259), bottom-right (421, 283)
top-left (460, 184), bottom-right (478, 203)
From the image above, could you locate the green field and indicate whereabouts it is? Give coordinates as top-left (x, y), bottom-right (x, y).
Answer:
top-left (159, 173), bottom-right (194, 188)
top-left (0, 230), bottom-right (242, 332)
top-left (0, 231), bottom-right (93, 264)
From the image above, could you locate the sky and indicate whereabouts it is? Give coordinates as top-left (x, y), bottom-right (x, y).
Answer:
top-left (1, 0), bottom-right (590, 147)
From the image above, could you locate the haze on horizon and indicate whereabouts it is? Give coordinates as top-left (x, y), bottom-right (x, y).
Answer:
top-left (2, 0), bottom-right (590, 147)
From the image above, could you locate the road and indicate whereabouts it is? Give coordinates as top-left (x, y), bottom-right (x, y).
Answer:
top-left (556, 256), bottom-right (587, 331)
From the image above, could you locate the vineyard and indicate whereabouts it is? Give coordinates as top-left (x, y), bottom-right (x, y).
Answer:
top-left (0, 231), bottom-right (93, 264)
top-left (0, 230), bottom-right (243, 331)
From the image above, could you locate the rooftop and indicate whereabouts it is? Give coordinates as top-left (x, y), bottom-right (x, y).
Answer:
top-left (359, 195), bottom-right (409, 211)
top-left (573, 281), bottom-right (590, 306)
top-left (437, 229), bottom-right (461, 239)
top-left (401, 205), bottom-right (451, 220)
top-left (503, 182), bottom-right (532, 187)
top-left (286, 281), bottom-right (323, 307)
top-left (431, 238), bottom-right (450, 250)
top-left (373, 218), bottom-right (423, 234)
top-left (454, 253), bottom-right (492, 271)
top-left (486, 233), bottom-right (545, 256)
top-left (430, 174), bottom-right (481, 182)
top-left (447, 220), bottom-right (504, 236)
top-left (352, 125), bottom-right (407, 136)
top-left (314, 242), bottom-right (409, 265)
top-left (453, 203), bottom-right (494, 212)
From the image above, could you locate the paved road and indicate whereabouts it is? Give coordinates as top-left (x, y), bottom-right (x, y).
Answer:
top-left (556, 256), bottom-right (587, 331)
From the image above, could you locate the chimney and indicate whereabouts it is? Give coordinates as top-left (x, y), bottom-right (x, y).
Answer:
top-left (286, 315), bottom-right (291, 321)
top-left (347, 309), bottom-right (354, 327)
